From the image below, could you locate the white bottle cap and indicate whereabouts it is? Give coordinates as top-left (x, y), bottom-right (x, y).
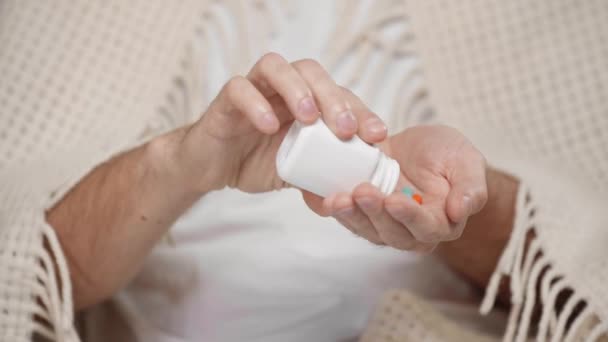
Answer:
top-left (370, 152), bottom-right (401, 196)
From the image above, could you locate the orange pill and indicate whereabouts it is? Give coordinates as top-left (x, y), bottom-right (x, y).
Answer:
top-left (412, 194), bottom-right (423, 205)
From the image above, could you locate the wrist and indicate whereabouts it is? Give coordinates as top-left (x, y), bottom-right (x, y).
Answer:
top-left (145, 125), bottom-right (225, 197)
top-left (471, 167), bottom-right (518, 239)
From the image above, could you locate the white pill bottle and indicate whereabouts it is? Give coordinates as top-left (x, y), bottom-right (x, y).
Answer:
top-left (276, 119), bottom-right (400, 197)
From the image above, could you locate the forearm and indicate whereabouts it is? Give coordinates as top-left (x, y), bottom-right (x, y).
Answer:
top-left (46, 126), bottom-right (212, 310)
top-left (435, 167), bottom-right (519, 303)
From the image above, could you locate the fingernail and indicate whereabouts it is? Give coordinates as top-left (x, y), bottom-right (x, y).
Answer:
top-left (336, 110), bottom-right (357, 133)
top-left (298, 96), bottom-right (319, 121)
top-left (365, 117), bottom-right (387, 136)
top-left (261, 112), bottom-right (277, 130)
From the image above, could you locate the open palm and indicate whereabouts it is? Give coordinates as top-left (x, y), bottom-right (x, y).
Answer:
top-left (303, 125), bottom-right (488, 252)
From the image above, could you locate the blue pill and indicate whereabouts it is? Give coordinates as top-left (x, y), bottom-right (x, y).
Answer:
top-left (401, 187), bottom-right (414, 197)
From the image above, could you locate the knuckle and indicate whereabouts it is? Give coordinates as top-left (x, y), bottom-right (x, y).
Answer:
top-left (364, 112), bottom-right (380, 123)
top-left (328, 100), bottom-right (350, 114)
top-left (224, 76), bottom-right (247, 97)
top-left (293, 59), bottom-right (331, 85)
top-left (259, 52), bottom-right (287, 73)
top-left (261, 52), bottom-right (286, 65)
top-left (293, 58), bottom-right (322, 71)
top-left (317, 88), bottom-right (349, 112)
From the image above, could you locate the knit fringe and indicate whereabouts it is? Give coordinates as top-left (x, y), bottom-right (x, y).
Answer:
top-left (22, 219), bottom-right (79, 341)
top-left (480, 185), bottom-right (608, 342)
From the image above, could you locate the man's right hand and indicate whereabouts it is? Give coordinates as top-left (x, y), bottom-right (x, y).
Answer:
top-left (171, 52), bottom-right (389, 195)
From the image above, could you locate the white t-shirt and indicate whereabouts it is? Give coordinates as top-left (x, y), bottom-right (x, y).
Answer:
top-left (102, 2), bottom-right (504, 341)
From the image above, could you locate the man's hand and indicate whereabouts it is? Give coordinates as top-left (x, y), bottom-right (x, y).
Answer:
top-left (303, 125), bottom-right (488, 252)
top-left (179, 52), bottom-right (389, 194)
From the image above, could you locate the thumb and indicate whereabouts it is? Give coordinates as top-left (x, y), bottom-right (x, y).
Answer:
top-left (446, 153), bottom-right (488, 223)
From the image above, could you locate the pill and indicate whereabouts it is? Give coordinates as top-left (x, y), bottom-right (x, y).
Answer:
top-left (412, 194), bottom-right (423, 205)
top-left (401, 187), bottom-right (414, 197)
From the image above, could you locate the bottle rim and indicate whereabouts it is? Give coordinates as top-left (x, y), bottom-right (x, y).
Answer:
top-left (370, 153), bottom-right (400, 195)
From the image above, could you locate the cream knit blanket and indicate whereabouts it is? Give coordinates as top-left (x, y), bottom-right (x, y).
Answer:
top-left (364, 1), bottom-right (608, 341)
top-left (0, 1), bottom-right (207, 340)
top-left (1, 1), bottom-right (607, 341)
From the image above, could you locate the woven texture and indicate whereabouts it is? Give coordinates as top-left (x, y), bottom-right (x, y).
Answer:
top-left (361, 290), bottom-right (498, 342)
top-left (363, 1), bottom-right (608, 341)
top-left (0, 1), bottom-right (205, 340)
top-left (2, 0), bottom-right (608, 341)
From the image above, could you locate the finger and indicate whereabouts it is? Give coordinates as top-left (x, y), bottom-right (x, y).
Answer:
top-left (327, 193), bottom-right (384, 245)
top-left (301, 190), bottom-right (329, 217)
top-left (248, 53), bottom-right (320, 124)
top-left (292, 59), bottom-right (358, 139)
top-left (213, 76), bottom-right (279, 134)
top-left (352, 183), bottom-right (420, 250)
top-left (384, 192), bottom-right (453, 243)
top-left (340, 87), bottom-right (388, 143)
top-left (265, 93), bottom-right (300, 126)
top-left (445, 150), bottom-right (488, 223)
